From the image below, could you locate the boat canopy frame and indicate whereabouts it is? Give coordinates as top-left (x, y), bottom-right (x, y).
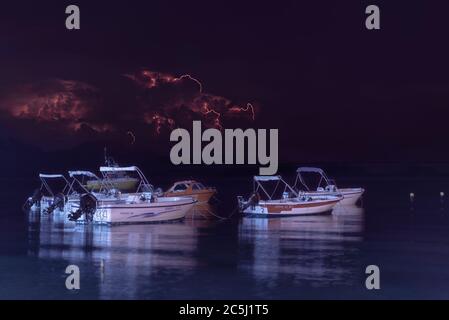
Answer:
top-left (38, 173), bottom-right (71, 197)
top-left (293, 167), bottom-right (337, 192)
top-left (252, 175), bottom-right (298, 200)
top-left (66, 170), bottom-right (102, 195)
top-left (99, 166), bottom-right (154, 194)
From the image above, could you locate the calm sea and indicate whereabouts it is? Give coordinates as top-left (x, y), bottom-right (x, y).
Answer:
top-left (1, 173), bottom-right (449, 299)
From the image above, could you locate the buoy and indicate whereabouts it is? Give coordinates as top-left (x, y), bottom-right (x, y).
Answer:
top-left (409, 193), bottom-right (415, 212)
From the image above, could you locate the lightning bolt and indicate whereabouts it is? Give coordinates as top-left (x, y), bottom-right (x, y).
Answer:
top-left (229, 103), bottom-right (256, 121)
top-left (125, 71), bottom-right (203, 93)
top-left (201, 103), bottom-right (223, 130)
top-left (175, 74), bottom-right (203, 93)
top-left (127, 69), bottom-right (257, 133)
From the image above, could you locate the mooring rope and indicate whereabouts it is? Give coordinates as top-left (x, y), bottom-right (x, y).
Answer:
top-left (188, 195), bottom-right (240, 220)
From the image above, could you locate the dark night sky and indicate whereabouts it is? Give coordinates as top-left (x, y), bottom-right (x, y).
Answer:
top-left (1, 0), bottom-right (449, 166)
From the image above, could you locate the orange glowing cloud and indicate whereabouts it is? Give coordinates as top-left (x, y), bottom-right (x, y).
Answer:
top-left (0, 79), bottom-right (111, 133)
top-left (125, 69), bottom-right (258, 134)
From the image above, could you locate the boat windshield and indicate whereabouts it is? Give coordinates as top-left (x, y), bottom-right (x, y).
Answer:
top-left (192, 183), bottom-right (205, 190)
top-left (174, 183), bottom-right (188, 191)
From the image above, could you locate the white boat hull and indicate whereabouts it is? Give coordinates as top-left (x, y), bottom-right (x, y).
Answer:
top-left (338, 188), bottom-right (364, 205)
top-left (72, 197), bottom-right (196, 225)
top-left (304, 188), bottom-right (364, 206)
top-left (242, 197), bottom-right (341, 217)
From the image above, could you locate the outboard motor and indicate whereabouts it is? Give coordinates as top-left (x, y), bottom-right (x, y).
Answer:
top-left (237, 196), bottom-right (245, 211)
top-left (68, 193), bottom-right (97, 222)
top-left (23, 188), bottom-right (43, 211)
top-left (238, 192), bottom-right (260, 211)
top-left (43, 193), bottom-right (66, 215)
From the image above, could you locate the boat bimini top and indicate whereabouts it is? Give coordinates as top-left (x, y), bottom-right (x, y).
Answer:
top-left (296, 167), bottom-right (327, 175)
top-left (68, 171), bottom-right (99, 179)
top-left (38, 173), bottom-right (71, 197)
top-left (99, 166), bottom-right (139, 172)
top-left (294, 167), bottom-right (336, 192)
top-left (252, 175), bottom-right (298, 200)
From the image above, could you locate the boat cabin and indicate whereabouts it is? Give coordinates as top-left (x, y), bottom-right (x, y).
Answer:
top-left (165, 180), bottom-right (216, 203)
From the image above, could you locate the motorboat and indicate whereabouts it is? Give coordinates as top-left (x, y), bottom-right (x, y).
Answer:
top-left (164, 180), bottom-right (216, 204)
top-left (24, 173), bottom-right (72, 214)
top-left (294, 167), bottom-right (364, 206)
top-left (68, 166), bottom-right (197, 225)
top-left (83, 151), bottom-right (139, 192)
top-left (237, 176), bottom-right (342, 217)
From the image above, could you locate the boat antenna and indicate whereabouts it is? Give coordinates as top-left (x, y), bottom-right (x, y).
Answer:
top-left (103, 147), bottom-right (118, 167)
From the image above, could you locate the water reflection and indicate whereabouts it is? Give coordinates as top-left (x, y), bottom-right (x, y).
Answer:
top-left (238, 205), bottom-right (364, 287)
top-left (26, 205), bottom-right (364, 298)
top-left (27, 211), bottom-right (217, 299)
top-left (185, 203), bottom-right (227, 220)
